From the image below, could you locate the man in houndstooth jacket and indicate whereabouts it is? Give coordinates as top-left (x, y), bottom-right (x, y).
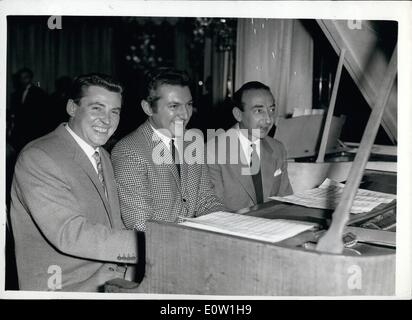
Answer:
top-left (111, 68), bottom-right (226, 231)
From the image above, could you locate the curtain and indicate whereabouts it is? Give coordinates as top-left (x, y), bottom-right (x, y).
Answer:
top-left (211, 46), bottom-right (230, 106)
top-left (7, 16), bottom-right (114, 109)
top-left (235, 19), bottom-right (314, 117)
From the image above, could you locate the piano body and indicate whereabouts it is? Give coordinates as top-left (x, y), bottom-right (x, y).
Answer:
top-left (276, 20), bottom-right (397, 193)
top-left (105, 19), bottom-right (397, 296)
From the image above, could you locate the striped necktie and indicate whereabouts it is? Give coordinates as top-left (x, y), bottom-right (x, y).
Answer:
top-left (171, 138), bottom-right (181, 177)
top-left (92, 150), bottom-right (108, 198)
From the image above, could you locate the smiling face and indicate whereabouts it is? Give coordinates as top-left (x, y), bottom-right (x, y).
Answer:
top-left (67, 85), bottom-right (122, 147)
top-left (234, 88), bottom-right (276, 141)
top-left (143, 84), bottom-right (193, 137)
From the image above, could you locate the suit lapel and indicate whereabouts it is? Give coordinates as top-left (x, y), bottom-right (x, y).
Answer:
top-left (100, 151), bottom-right (120, 228)
top-left (166, 144), bottom-right (181, 187)
top-left (227, 135), bottom-right (256, 204)
top-left (180, 139), bottom-right (193, 196)
top-left (260, 138), bottom-right (277, 201)
top-left (56, 125), bottom-right (114, 227)
top-left (142, 121), bottom-right (182, 192)
top-left (220, 128), bottom-right (276, 204)
top-left (73, 146), bottom-right (113, 227)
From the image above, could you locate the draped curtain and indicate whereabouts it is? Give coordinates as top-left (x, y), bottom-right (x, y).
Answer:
top-left (235, 19), bottom-right (314, 117)
top-left (7, 16), bottom-right (114, 109)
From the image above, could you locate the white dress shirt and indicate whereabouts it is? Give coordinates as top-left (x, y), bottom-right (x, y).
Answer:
top-left (236, 123), bottom-right (261, 166)
top-left (149, 123), bottom-right (183, 155)
top-left (150, 124), bottom-right (172, 151)
top-left (65, 124), bottom-right (99, 173)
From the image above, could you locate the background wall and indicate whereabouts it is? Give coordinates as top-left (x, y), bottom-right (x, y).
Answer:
top-left (7, 16), bottom-right (115, 108)
top-left (235, 19), bottom-right (314, 118)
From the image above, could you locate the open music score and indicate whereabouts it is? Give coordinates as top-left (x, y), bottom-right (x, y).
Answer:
top-left (180, 211), bottom-right (316, 243)
top-left (270, 178), bottom-right (396, 214)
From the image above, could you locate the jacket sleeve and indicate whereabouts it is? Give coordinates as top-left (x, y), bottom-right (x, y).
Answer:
top-left (111, 145), bottom-right (154, 232)
top-left (206, 161), bottom-right (225, 203)
top-left (195, 162), bottom-right (228, 216)
top-left (205, 138), bottom-right (225, 204)
top-left (12, 147), bottom-right (138, 264)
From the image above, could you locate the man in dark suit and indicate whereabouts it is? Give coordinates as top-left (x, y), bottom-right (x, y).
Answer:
top-left (10, 74), bottom-right (139, 292)
top-left (207, 81), bottom-right (293, 211)
top-left (111, 68), bottom-right (225, 232)
top-left (10, 68), bottom-right (50, 150)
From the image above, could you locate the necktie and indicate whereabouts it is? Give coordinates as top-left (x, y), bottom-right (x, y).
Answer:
top-left (92, 150), bottom-right (108, 198)
top-left (250, 143), bottom-right (263, 204)
top-left (171, 139), bottom-right (181, 177)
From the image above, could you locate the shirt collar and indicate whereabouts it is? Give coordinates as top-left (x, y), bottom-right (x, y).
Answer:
top-left (236, 123), bottom-right (261, 163)
top-left (149, 123), bottom-right (173, 150)
top-left (236, 123), bottom-right (260, 147)
top-left (65, 123), bottom-right (98, 158)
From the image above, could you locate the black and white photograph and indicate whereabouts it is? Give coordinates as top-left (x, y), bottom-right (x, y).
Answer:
top-left (1, 0), bottom-right (411, 302)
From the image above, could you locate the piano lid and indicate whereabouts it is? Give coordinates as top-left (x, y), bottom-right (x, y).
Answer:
top-left (317, 20), bottom-right (397, 144)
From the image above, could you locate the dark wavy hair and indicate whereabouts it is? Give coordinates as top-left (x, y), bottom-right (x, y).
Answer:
top-left (144, 68), bottom-right (191, 110)
top-left (68, 73), bottom-right (123, 104)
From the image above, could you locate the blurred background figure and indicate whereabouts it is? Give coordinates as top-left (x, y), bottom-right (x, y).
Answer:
top-left (10, 67), bottom-right (50, 151)
top-left (48, 76), bottom-right (72, 130)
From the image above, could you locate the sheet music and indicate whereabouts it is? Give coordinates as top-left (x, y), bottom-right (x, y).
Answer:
top-left (270, 178), bottom-right (396, 214)
top-left (180, 211), bottom-right (315, 243)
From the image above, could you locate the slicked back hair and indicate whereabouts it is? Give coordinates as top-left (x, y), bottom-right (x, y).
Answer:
top-left (233, 81), bottom-right (272, 111)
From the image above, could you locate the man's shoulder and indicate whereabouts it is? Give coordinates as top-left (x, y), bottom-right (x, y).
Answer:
top-left (263, 135), bottom-right (288, 155)
top-left (206, 127), bottom-right (239, 144)
top-left (17, 127), bottom-right (73, 167)
top-left (205, 128), bottom-right (239, 165)
top-left (112, 122), bottom-right (150, 156)
top-left (28, 85), bottom-right (48, 98)
top-left (29, 85), bottom-right (46, 93)
top-left (21, 127), bottom-right (66, 155)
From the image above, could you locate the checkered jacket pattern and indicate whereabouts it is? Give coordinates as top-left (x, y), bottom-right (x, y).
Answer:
top-left (111, 120), bottom-right (226, 231)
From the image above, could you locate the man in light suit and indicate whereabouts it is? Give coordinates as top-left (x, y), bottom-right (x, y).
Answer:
top-left (10, 74), bottom-right (139, 292)
top-left (207, 81), bottom-right (293, 211)
top-left (111, 68), bottom-right (225, 232)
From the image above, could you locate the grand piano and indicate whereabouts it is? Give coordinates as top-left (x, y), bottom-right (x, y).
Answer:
top-left (105, 19), bottom-right (398, 296)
